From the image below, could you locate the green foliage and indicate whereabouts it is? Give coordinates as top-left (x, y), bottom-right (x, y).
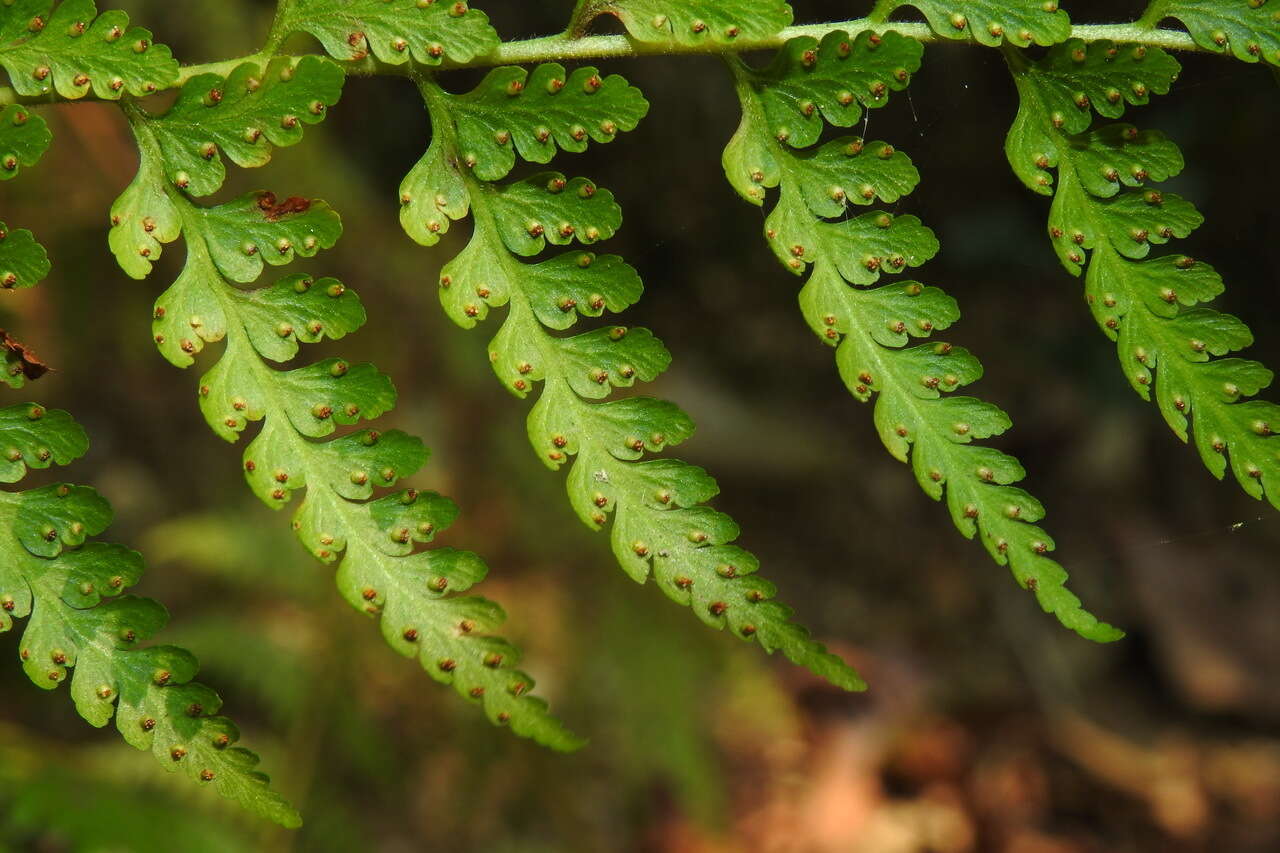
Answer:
top-left (0, 0), bottom-right (177, 99)
top-left (1006, 40), bottom-right (1280, 509)
top-left (0, 105), bottom-right (50, 180)
top-left (108, 55), bottom-right (343, 278)
top-left (0, 404), bottom-right (85, 481)
top-left (3, 351), bottom-right (24, 389)
top-left (412, 72), bottom-right (864, 690)
top-left (147, 56), bottom-right (344, 198)
top-left (0, 222), bottom-right (50, 290)
top-left (0, 403), bottom-right (299, 826)
top-left (6, 0), bottom-right (1280, 832)
top-left (724, 30), bottom-right (921, 204)
top-left (399, 63), bottom-right (646, 245)
top-left (723, 30), bottom-right (1122, 642)
top-left (149, 193), bottom-right (342, 369)
top-left (575, 0), bottom-right (794, 44)
top-left (747, 29), bottom-right (920, 153)
top-left (878, 0), bottom-right (1071, 46)
top-left (1149, 0), bottom-right (1280, 65)
top-left (111, 95), bottom-right (581, 750)
top-left (277, 0), bottom-right (499, 65)
top-left (1004, 39), bottom-right (1181, 194)
top-left (450, 64), bottom-right (648, 180)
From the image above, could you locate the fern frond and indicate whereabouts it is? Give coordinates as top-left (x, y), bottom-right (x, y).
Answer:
top-left (1006, 39), bottom-right (1280, 508)
top-left (0, 402), bottom-right (299, 826)
top-left (571, 0), bottom-right (794, 44)
top-left (1146, 0), bottom-right (1280, 66)
top-left (107, 100), bottom-right (581, 751)
top-left (0, 105), bottom-right (50, 180)
top-left (276, 0), bottom-right (499, 66)
top-left (722, 30), bottom-right (1122, 642)
top-left (875, 0), bottom-right (1071, 47)
top-left (0, 0), bottom-right (177, 100)
top-left (408, 72), bottom-right (865, 690)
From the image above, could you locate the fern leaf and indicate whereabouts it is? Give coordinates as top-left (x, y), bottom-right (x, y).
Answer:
top-left (110, 110), bottom-right (581, 750)
top-left (746, 30), bottom-right (918, 154)
top-left (1150, 0), bottom-right (1280, 66)
top-left (723, 31), bottom-right (1122, 642)
top-left (1003, 39), bottom-right (1181, 194)
top-left (0, 404), bottom-right (86, 481)
top-left (0, 222), bottom-right (50, 291)
top-left (876, 0), bottom-right (1071, 46)
top-left (107, 56), bottom-right (343, 278)
top-left (0, 105), bottom-right (50, 180)
top-left (146, 57), bottom-right (345, 198)
top-left (276, 0), bottom-right (499, 65)
top-left (144, 192), bottom-right (340, 368)
top-left (1006, 41), bottom-right (1280, 508)
top-left (574, 0), bottom-right (794, 44)
top-left (108, 125), bottom-right (182, 280)
top-left (413, 73), bottom-right (865, 690)
top-left (0, 0), bottom-right (177, 99)
top-left (0, 403), bottom-right (299, 826)
top-left (451, 65), bottom-right (648, 182)
top-left (724, 30), bottom-right (921, 203)
top-left (399, 66), bottom-right (648, 247)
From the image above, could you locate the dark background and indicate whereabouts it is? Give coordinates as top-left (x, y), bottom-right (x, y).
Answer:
top-left (1, 1), bottom-right (1278, 850)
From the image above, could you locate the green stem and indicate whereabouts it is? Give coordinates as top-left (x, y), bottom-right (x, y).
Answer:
top-left (566, 0), bottom-right (608, 40)
top-left (868, 0), bottom-right (899, 25)
top-left (0, 19), bottom-right (1207, 107)
top-left (1137, 0), bottom-right (1174, 30)
top-left (262, 0), bottom-right (301, 55)
top-left (466, 19), bottom-right (1202, 65)
top-left (1000, 40), bottom-right (1032, 74)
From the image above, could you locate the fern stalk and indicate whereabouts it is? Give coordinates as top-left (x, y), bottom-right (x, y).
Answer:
top-left (165, 21), bottom-right (1207, 85)
top-left (0, 23), bottom-right (1218, 107)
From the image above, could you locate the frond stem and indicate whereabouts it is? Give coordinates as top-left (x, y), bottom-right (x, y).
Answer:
top-left (0, 19), bottom-right (1210, 106)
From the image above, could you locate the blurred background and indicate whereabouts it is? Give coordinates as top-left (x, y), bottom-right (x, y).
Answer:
top-left (1, 1), bottom-right (1278, 850)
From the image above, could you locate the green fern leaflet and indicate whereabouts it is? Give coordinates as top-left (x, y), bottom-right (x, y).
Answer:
top-left (0, 0), bottom-right (178, 99)
top-left (1005, 39), bottom-right (1280, 509)
top-left (0, 403), bottom-right (299, 826)
top-left (723, 30), bottom-right (1122, 642)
